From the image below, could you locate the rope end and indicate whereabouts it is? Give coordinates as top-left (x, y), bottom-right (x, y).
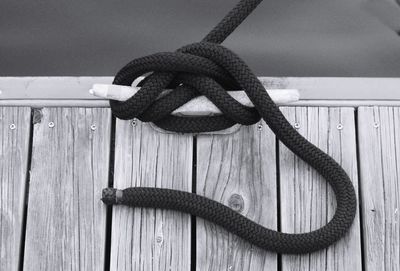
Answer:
top-left (102, 188), bottom-right (123, 205)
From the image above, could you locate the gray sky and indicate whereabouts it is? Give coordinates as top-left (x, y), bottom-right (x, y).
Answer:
top-left (1, 0), bottom-right (400, 76)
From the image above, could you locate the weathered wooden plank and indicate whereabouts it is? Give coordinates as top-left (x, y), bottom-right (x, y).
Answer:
top-left (110, 120), bottom-right (193, 270)
top-left (279, 107), bottom-right (362, 271)
top-left (196, 122), bottom-right (277, 271)
top-left (358, 106), bottom-right (400, 271)
top-left (0, 107), bottom-right (31, 271)
top-left (23, 108), bottom-right (111, 270)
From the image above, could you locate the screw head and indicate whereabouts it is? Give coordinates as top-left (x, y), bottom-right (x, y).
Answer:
top-left (337, 124), bottom-right (343, 130)
top-left (90, 124), bottom-right (97, 131)
top-left (48, 122), bottom-right (55, 128)
top-left (9, 124), bottom-right (16, 130)
top-left (294, 122), bottom-right (300, 129)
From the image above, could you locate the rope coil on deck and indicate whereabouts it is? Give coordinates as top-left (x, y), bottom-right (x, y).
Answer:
top-left (103, 0), bottom-right (357, 254)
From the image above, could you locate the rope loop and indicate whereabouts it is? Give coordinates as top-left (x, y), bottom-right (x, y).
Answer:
top-left (104, 0), bottom-right (357, 254)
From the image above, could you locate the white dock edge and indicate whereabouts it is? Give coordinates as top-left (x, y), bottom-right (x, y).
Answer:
top-left (0, 77), bottom-right (399, 107)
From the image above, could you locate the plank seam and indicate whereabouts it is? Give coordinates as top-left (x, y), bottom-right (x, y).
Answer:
top-left (275, 135), bottom-right (282, 271)
top-left (191, 136), bottom-right (197, 271)
top-left (18, 108), bottom-right (33, 271)
top-left (355, 108), bottom-right (366, 271)
top-left (104, 115), bottom-right (116, 271)
top-left (376, 108), bottom-right (387, 271)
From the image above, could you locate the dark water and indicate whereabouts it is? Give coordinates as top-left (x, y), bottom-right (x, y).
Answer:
top-left (1, 0), bottom-right (400, 76)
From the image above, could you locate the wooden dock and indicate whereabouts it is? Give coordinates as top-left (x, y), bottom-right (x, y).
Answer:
top-left (0, 77), bottom-right (399, 270)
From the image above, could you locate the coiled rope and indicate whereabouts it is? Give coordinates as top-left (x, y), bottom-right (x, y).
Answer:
top-left (102, 0), bottom-right (357, 254)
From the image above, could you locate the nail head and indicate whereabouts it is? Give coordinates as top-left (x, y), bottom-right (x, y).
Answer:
top-left (131, 120), bottom-right (137, 127)
top-left (374, 122), bottom-right (380, 128)
top-left (48, 122), bottom-right (55, 128)
top-left (90, 124), bottom-right (97, 131)
top-left (9, 124), bottom-right (16, 130)
top-left (294, 122), bottom-right (300, 129)
top-left (337, 124), bottom-right (343, 130)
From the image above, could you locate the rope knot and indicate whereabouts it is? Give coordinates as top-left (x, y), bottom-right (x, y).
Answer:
top-left (110, 42), bottom-right (262, 133)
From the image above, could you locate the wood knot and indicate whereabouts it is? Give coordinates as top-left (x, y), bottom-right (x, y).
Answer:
top-left (32, 108), bottom-right (43, 124)
top-left (228, 194), bottom-right (244, 213)
top-left (156, 236), bottom-right (163, 244)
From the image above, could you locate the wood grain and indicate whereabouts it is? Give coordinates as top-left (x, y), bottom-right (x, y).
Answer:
top-left (358, 106), bottom-right (400, 271)
top-left (196, 122), bottom-right (277, 271)
top-left (279, 107), bottom-right (362, 271)
top-left (23, 108), bottom-right (111, 270)
top-left (110, 120), bottom-right (193, 270)
top-left (0, 107), bottom-right (31, 271)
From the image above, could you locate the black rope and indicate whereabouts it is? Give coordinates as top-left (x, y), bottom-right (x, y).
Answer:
top-left (102, 0), bottom-right (357, 254)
